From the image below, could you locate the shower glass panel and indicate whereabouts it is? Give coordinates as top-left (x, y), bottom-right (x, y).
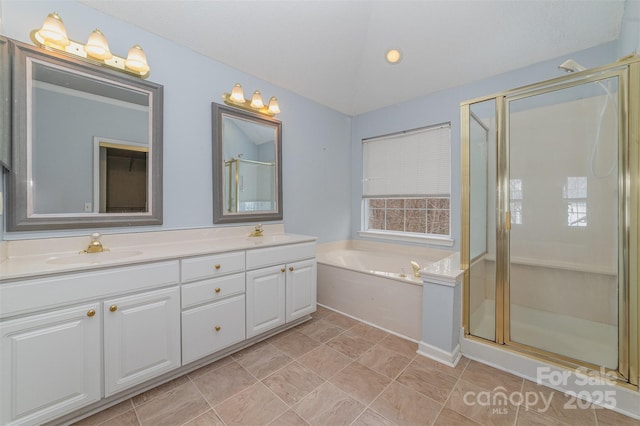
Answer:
top-left (507, 76), bottom-right (619, 368)
top-left (468, 100), bottom-right (496, 341)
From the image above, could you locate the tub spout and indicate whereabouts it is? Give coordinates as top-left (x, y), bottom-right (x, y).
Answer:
top-left (411, 261), bottom-right (421, 277)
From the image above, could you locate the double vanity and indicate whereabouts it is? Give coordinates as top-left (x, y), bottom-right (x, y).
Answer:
top-left (0, 225), bottom-right (317, 425)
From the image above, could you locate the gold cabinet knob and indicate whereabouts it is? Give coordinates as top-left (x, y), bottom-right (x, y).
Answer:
top-left (215, 264), bottom-right (221, 270)
top-left (215, 287), bottom-right (221, 293)
top-left (215, 325), bottom-right (221, 331)
top-left (87, 309), bottom-right (96, 317)
top-left (281, 268), bottom-right (286, 273)
top-left (289, 266), bottom-right (294, 272)
top-left (109, 305), bottom-right (118, 312)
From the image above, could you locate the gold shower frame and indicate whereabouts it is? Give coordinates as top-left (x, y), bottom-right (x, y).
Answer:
top-left (461, 56), bottom-right (640, 388)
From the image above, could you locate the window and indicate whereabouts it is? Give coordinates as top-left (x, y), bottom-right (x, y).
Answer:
top-left (362, 124), bottom-right (451, 239)
top-left (564, 176), bottom-right (587, 227)
top-left (509, 178), bottom-right (523, 225)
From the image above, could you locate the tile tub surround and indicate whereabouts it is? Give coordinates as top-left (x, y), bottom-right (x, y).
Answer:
top-left (71, 306), bottom-right (640, 426)
top-left (0, 224), bottom-right (316, 280)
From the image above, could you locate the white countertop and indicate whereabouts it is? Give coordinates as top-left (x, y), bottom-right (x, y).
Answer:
top-left (0, 225), bottom-right (317, 282)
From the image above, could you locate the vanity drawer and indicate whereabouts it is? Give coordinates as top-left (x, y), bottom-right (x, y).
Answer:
top-left (181, 294), bottom-right (246, 364)
top-left (181, 273), bottom-right (245, 308)
top-left (181, 251), bottom-right (245, 283)
top-left (246, 242), bottom-right (316, 270)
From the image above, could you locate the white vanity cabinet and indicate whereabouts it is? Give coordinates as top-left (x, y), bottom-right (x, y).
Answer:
top-left (180, 251), bottom-right (247, 364)
top-left (0, 261), bottom-right (180, 426)
top-left (245, 243), bottom-right (316, 338)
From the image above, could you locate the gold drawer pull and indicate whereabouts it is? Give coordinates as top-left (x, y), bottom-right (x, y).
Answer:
top-left (87, 309), bottom-right (96, 317)
top-left (215, 264), bottom-right (221, 270)
top-left (289, 266), bottom-right (294, 272)
top-left (281, 268), bottom-right (286, 273)
top-left (109, 305), bottom-right (118, 312)
top-left (215, 287), bottom-right (221, 293)
top-left (215, 325), bottom-right (221, 331)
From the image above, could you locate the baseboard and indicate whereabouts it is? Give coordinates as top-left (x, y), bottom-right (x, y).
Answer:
top-left (417, 340), bottom-right (461, 367)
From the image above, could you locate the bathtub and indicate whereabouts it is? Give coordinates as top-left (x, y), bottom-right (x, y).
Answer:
top-left (316, 240), bottom-right (453, 341)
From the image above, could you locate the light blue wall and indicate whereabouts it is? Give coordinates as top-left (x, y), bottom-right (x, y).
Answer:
top-left (619, 0), bottom-right (640, 57)
top-left (350, 41), bottom-right (619, 250)
top-left (1, 0), bottom-right (352, 243)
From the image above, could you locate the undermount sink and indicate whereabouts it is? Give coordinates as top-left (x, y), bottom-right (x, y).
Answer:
top-left (46, 250), bottom-right (143, 265)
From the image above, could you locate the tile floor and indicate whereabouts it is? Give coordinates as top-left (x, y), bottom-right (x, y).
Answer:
top-left (74, 306), bottom-right (640, 426)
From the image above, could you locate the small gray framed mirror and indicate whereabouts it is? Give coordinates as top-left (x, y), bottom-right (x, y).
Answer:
top-left (7, 39), bottom-right (163, 231)
top-left (212, 103), bottom-right (282, 224)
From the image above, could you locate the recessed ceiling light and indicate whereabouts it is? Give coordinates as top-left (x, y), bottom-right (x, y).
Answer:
top-left (385, 49), bottom-right (402, 64)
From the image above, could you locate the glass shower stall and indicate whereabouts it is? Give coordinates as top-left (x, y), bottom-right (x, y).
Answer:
top-left (461, 57), bottom-right (639, 386)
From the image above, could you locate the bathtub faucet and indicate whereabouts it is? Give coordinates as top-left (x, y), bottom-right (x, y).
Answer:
top-left (410, 261), bottom-right (421, 278)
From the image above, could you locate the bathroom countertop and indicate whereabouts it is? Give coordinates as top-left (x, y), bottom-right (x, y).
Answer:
top-left (0, 225), bottom-right (317, 282)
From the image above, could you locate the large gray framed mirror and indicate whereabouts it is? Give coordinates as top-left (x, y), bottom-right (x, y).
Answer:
top-left (7, 39), bottom-right (163, 231)
top-left (0, 36), bottom-right (10, 169)
top-left (212, 103), bottom-right (282, 224)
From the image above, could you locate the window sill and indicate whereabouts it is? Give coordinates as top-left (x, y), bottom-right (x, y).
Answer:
top-left (358, 231), bottom-right (455, 247)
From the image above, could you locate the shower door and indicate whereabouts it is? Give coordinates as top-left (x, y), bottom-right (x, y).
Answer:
top-left (462, 61), bottom-right (637, 385)
top-left (505, 71), bottom-right (624, 373)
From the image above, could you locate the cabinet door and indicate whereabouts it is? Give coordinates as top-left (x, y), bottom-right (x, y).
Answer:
top-left (104, 287), bottom-right (180, 397)
top-left (246, 265), bottom-right (286, 338)
top-left (286, 259), bottom-right (317, 322)
top-left (0, 304), bottom-right (101, 426)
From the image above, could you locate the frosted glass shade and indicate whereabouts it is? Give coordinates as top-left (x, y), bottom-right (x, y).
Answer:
top-left (268, 97), bottom-right (280, 115)
top-left (84, 29), bottom-right (113, 60)
top-left (251, 91), bottom-right (264, 108)
top-left (230, 84), bottom-right (245, 103)
top-left (36, 12), bottom-right (70, 47)
top-left (125, 45), bottom-right (150, 74)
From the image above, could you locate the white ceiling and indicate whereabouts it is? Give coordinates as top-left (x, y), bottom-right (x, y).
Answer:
top-left (82, 0), bottom-right (626, 116)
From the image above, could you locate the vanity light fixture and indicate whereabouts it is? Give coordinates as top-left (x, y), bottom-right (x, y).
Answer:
top-left (385, 48), bottom-right (402, 65)
top-left (31, 12), bottom-right (151, 78)
top-left (222, 83), bottom-right (281, 116)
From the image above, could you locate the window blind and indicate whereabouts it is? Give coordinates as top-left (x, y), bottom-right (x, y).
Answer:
top-left (362, 124), bottom-right (450, 197)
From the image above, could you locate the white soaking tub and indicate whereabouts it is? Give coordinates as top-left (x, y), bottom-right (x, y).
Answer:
top-left (316, 240), bottom-right (453, 340)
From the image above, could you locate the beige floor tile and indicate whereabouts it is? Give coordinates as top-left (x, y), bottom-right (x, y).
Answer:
top-left (330, 362), bottom-right (391, 404)
top-left (132, 375), bottom-right (190, 406)
top-left (445, 379), bottom-right (518, 426)
top-left (263, 362), bottom-right (325, 405)
top-left (232, 341), bottom-right (292, 379)
top-left (370, 381), bottom-right (442, 426)
top-left (412, 354), bottom-right (469, 379)
top-left (271, 330), bottom-right (322, 358)
top-left (99, 410), bottom-right (139, 426)
top-left (433, 407), bottom-right (481, 425)
top-left (215, 382), bottom-right (287, 426)
top-left (297, 319), bottom-right (345, 343)
top-left (181, 410), bottom-right (225, 426)
top-left (297, 345), bottom-right (353, 380)
top-left (187, 356), bottom-right (234, 380)
top-left (376, 334), bottom-right (418, 359)
top-left (269, 410), bottom-right (310, 426)
top-left (191, 360), bottom-right (257, 406)
top-left (520, 380), bottom-right (596, 425)
top-left (312, 305), bottom-right (333, 320)
top-left (595, 406), bottom-right (640, 425)
top-left (73, 400), bottom-right (134, 426)
top-left (323, 312), bottom-right (359, 329)
top-left (396, 358), bottom-right (458, 403)
top-left (134, 381), bottom-right (209, 426)
top-left (461, 360), bottom-right (523, 394)
top-left (294, 382), bottom-right (365, 426)
top-left (349, 323), bottom-right (389, 344)
top-left (326, 331), bottom-right (375, 359)
top-left (352, 408), bottom-right (397, 426)
top-left (357, 345), bottom-right (412, 379)
top-left (516, 408), bottom-right (570, 426)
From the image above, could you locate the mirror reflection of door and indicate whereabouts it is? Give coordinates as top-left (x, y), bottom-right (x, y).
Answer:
top-left (95, 139), bottom-right (148, 213)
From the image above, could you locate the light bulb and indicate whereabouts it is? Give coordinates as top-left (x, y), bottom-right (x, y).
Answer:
top-left (267, 97), bottom-right (280, 115)
top-left (230, 83), bottom-right (245, 103)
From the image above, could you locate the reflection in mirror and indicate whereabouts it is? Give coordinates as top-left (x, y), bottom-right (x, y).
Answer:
top-left (7, 39), bottom-right (163, 231)
top-left (0, 36), bottom-right (9, 169)
top-left (212, 103), bottom-right (282, 224)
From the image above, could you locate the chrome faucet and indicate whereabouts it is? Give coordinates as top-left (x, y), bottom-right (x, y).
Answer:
top-left (82, 232), bottom-right (108, 254)
top-left (248, 223), bottom-right (264, 237)
top-left (411, 261), bottom-right (421, 277)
